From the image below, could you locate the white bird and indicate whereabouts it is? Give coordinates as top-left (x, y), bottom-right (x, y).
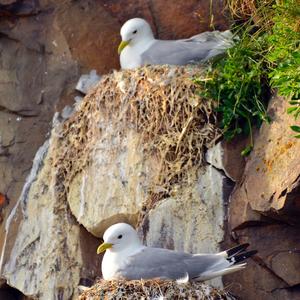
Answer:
top-left (118, 18), bottom-right (234, 69)
top-left (97, 223), bottom-right (256, 281)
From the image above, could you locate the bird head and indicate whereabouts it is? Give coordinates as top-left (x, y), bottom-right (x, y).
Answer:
top-left (118, 18), bottom-right (154, 54)
top-left (97, 223), bottom-right (142, 254)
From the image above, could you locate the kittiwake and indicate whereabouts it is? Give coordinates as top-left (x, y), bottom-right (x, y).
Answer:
top-left (118, 18), bottom-right (234, 69)
top-left (97, 223), bottom-right (256, 281)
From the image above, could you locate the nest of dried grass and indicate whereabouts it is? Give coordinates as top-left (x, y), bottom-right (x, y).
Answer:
top-left (226, 0), bottom-right (274, 25)
top-left (78, 279), bottom-right (234, 300)
top-left (54, 65), bottom-right (220, 211)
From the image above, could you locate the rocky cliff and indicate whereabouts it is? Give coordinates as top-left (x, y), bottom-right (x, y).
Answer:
top-left (0, 64), bottom-right (227, 299)
top-left (1, 1), bottom-right (299, 300)
top-left (0, 0), bottom-right (229, 298)
top-left (223, 95), bottom-right (300, 300)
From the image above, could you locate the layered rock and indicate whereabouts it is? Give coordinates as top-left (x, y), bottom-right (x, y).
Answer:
top-left (140, 166), bottom-right (225, 254)
top-left (224, 95), bottom-right (300, 299)
top-left (0, 65), bottom-right (229, 298)
top-left (0, 128), bottom-right (102, 300)
top-left (139, 165), bottom-right (226, 288)
top-left (2, 2), bottom-right (299, 298)
top-left (0, 0), bottom-right (229, 296)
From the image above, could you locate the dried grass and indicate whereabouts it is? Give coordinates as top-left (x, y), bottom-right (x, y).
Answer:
top-left (226, 0), bottom-right (274, 27)
top-left (78, 279), bottom-right (234, 300)
top-left (53, 65), bottom-right (220, 212)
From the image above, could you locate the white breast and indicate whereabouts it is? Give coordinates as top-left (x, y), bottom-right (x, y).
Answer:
top-left (120, 39), bottom-right (155, 69)
top-left (120, 46), bottom-right (142, 69)
top-left (101, 246), bottom-right (146, 279)
top-left (102, 251), bottom-right (125, 280)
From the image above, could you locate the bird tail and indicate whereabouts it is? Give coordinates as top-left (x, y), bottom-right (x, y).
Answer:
top-left (199, 263), bottom-right (247, 281)
top-left (205, 30), bottom-right (235, 61)
top-left (196, 245), bottom-right (257, 281)
top-left (221, 243), bottom-right (257, 264)
top-left (218, 243), bottom-right (250, 258)
top-left (229, 250), bottom-right (258, 264)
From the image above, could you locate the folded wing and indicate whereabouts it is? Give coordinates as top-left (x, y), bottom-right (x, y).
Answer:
top-left (141, 30), bottom-right (234, 66)
top-left (118, 244), bottom-right (255, 281)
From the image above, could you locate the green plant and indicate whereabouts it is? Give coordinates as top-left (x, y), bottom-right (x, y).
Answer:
top-left (266, 1), bottom-right (300, 137)
top-left (195, 31), bottom-right (270, 155)
top-left (195, 0), bottom-right (300, 154)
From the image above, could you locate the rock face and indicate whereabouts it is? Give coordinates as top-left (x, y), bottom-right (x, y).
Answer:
top-left (0, 0), bottom-right (229, 296)
top-left (230, 96), bottom-right (300, 227)
top-left (0, 130), bottom-right (102, 300)
top-left (224, 95), bottom-right (300, 300)
top-left (67, 128), bottom-right (153, 236)
top-left (140, 166), bottom-right (225, 254)
top-left (0, 65), bottom-right (227, 298)
top-left (1, 1), bottom-right (299, 298)
top-left (139, 165), bottom-right (226, 288)
top-left (1, 2), bottom-right (299, 298)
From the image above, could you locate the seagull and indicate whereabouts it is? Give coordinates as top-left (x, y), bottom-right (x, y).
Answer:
top-left (97, 223), bottom-right (256, 281)
top-left (118, 18), bottom-right (234, 69)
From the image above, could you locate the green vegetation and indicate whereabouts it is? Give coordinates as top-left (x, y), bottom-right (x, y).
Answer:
top-left (196, 0), bottom-right (300, 154)
top-left (266, 1), bottom-right (300, 137)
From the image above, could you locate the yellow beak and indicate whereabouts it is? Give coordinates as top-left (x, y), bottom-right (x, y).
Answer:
top-left (97, 242), bottom-right (113, 254)
top-left (118, 40), bottom-right (130, 55)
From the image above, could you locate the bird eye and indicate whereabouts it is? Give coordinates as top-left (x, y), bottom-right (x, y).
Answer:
top-left (132, 30), bottom-right (137, 34)
top-left (118, 235), bottom-right (123, 239)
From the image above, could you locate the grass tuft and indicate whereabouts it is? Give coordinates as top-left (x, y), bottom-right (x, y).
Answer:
top-left (195, 0), bottom-right (300, 154)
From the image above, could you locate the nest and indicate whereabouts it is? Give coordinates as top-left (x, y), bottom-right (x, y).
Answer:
top-left (78, 279), bottom-right (234, 300)
top-left (53, 65), bottom-right (220, 212)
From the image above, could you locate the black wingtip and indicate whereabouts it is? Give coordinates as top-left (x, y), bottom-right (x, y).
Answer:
top-left (226, 243), bottom-right (250, 258)
top-left (233, 250), bottom-right (258, 264)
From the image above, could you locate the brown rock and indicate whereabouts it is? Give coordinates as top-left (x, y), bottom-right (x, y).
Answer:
top-left (0, 0), bottom-right (230, 297)
top-left (225, 94), bottom-right (300, 299)
top-left (229, 185), bottom-right (263, 229)
top-left (0, 284), bottom-right (26, 300)
top-left (54, 1), bottom-right (120, 73)
top-left (0, 1), bottom-right (16, 5)
top-left (0, 0), bottom-right (38, 17)
top-left (223, 224), bottom-right (300, 300)
top-left (225, 259), bottom-right (287, 300)
top-left (102, 0), bottom-right (230, 39)
top-left (151, 0), bottom-right (229, 39)
top-left (221, 135), bottom-right (250, 182)
top-left (100, 0), bottom-right (154, 28)
top-left (229, 95), bottom-right (300, 229)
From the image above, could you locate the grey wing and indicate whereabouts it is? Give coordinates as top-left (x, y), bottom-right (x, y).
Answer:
top-left (141, 31), bottom-right (233, 66)
top-left (118, 247), bottom-right (228, 280)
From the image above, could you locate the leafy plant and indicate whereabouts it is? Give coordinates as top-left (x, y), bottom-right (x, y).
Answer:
top-left (195, 31), bottom-right (270, 154)
top-left (195, 0), bottom-right (300, 154)
top-left (266, 1), bottom-right (300, 137)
